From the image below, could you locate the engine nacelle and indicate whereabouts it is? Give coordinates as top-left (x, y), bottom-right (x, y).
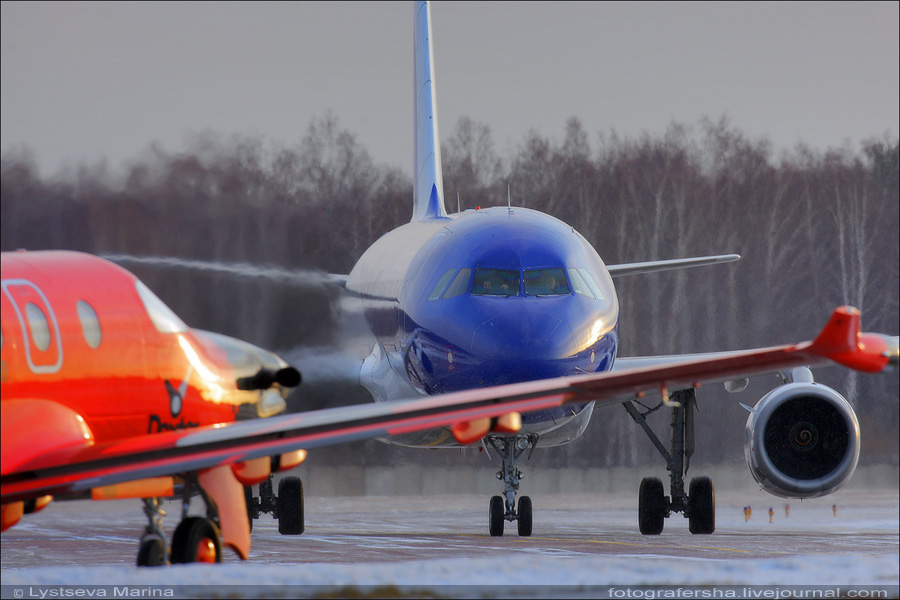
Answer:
top-left (745, 382), bottom-right (860, 498)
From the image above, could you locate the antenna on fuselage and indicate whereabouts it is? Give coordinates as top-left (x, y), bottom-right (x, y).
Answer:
top-left (458, 192), bottom-right (461, 214)
top-left (507, 185), bottom-right (513, 215)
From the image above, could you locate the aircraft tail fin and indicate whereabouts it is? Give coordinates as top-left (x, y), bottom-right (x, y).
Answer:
top-left (412, 1), bottom-right (448, 221)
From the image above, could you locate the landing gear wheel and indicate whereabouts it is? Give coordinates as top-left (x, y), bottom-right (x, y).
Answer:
top-left (170, 517), bottom-right (222, 564)
top-left (277, 476), bottom-right (304, 535)
top-left (638, 477), bottom-right (666, 535)
top-left (489, 495), bottom-right (504, 537)
top-left (517, 496), bottom-right (533, 537)
top-left (688, 476), bottom-right (715, 534)
top-left (136, 535), bottom-right (167, 567)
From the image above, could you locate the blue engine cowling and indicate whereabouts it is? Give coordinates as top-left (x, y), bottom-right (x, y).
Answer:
top-left (744, 382), bottom-right (860, 498)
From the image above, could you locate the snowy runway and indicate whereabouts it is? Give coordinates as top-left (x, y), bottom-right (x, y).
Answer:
top-left (2, 488), bottom-right (897, 597)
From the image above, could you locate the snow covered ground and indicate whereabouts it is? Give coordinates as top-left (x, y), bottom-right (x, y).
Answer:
top-left (2, 485), bottom-right (897, 598)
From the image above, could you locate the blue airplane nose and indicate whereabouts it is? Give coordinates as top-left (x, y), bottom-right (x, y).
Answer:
top-left (470, 302), bottom-right (578, 362)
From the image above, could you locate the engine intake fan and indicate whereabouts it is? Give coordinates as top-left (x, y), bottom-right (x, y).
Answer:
top-left (745, 382), bottom-right (860, 498)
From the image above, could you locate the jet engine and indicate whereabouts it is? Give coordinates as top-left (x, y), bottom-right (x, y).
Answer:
top-left (744, 382), bottom-right (860, 498)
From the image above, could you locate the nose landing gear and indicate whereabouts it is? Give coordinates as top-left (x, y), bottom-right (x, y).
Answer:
top-left (485, 433), bottom-right (537, 537)
top-left (245, 474), bottom-right (305, 535)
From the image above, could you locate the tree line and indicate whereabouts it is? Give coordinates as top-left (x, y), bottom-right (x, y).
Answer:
top-left (2, 113), bottom-right (897, 469)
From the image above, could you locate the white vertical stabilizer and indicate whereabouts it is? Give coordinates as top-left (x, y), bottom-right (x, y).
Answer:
top-left (412, 1), bottom-right (448, 221)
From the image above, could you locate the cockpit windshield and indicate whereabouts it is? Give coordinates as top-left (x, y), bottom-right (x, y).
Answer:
top-left (524, 268), bottom-right (570, 296)
top-left (472, 268), bottom-right (518, 296)
top-left (427, 264), bottom-right (609, 301)
top-left (136, 281), bottom-right (188, 333)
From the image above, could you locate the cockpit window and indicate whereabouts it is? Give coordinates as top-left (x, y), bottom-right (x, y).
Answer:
top-left (442, 268), bottom-right (472, 299)
top-left (428, 268), bottom-right (458, 300)
top-left (578, 268), bottom-right (607, 301)
top-left (524, 268), bottom-right (570, 296)
top-left (472, 269), bottom-right (518, 296)
top-left (567, 268), bottom-right (594, 298)
top-left (136, 281), bottom-right (188, 333)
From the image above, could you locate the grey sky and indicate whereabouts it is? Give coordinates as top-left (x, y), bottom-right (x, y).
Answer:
top-left (2, 1), bottom-right (898, 179)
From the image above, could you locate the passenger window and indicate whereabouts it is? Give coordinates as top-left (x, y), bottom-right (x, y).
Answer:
top-left (428, 268), bottom-right (458, 300)
top-left (442, 268), bottom-right (472, 299)
top-left (579, 268), bottom-right (606, 301)
top-left (77, 300), bottom-right (102, 349)
top-left (567, 268), bottom-right (595, 298)
top-left (25, 302), bottom-right (51, 351)
top-left (524, 268), bottom-right (570, 296)
top-left (472, 269), bottom-right (518, 296)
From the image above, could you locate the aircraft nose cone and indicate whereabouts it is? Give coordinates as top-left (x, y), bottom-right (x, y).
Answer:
top-left (471, 309), bottom-right (575, 361)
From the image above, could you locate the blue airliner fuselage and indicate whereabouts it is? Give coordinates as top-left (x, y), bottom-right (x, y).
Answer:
top-left (347, 206), bottom-right (619, 446)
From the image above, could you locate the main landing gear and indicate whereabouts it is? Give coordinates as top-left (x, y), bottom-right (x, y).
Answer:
top-left (135, 472), bottom-right (305, 566)
top-left (485, 433), bottom-right (537, 537)
top-left (625, 388), bottom-right (715, 535)
top-left (136, 477), bottom-right (223, 566)
top-left (245, 474), bottom-right (305, 535)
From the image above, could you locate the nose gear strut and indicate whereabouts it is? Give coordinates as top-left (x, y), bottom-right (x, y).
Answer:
top-left (485, 433), bottom-right (538, 537)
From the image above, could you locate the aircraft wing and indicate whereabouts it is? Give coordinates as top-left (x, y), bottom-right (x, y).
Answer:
top-left (2, 306), bottom-right (895, 505)
top-left (606, 254), bottom-right (740, 277)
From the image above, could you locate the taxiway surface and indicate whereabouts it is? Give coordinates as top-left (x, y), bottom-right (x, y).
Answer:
top-left (2, 488), bottom-right (896, 571)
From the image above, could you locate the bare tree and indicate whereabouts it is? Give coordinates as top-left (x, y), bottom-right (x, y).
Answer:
top-left (441, 116), bottom-right (504, 211)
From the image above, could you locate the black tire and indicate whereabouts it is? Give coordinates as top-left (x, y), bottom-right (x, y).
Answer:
top-left (489, 495), bottom-right (504, 537)
top-left (638, 477), bottom-right (666, 535)
top-left (170, 517), bottom-right (222, 564)
top-left (277, 476), bottom-right (304, 535)
top-left (136, 535), bottom-right (167, 567)
top-left (688, 476), bottom-right (715, 534)
top-left (517, 496), bottom-right (533, 537)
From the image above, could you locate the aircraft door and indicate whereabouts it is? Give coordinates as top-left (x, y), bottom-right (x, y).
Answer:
top-left (1, 279), bottom-right (63, 374)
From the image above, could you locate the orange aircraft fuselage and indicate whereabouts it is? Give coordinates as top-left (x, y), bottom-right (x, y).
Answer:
top-left (1, 250), bottom-right (300, 553)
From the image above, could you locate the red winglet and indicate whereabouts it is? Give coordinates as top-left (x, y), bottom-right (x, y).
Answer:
top-left (811, 306), bottom-right (861, 355)
top-left (810, 306), bottom-right (890, 373)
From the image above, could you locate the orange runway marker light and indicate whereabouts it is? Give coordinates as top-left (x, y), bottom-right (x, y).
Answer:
top-left (768, 507), bottom-right (774, 523)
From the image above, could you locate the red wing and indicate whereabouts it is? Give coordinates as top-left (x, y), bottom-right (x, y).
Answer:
top-left (2, 306), bottom-right (894, 504)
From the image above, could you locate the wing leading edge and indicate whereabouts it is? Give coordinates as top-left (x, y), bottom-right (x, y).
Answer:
top-left (2, 306), bottom-right (895, 505)
top-left (606, 254), bottom-right (741, 277)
